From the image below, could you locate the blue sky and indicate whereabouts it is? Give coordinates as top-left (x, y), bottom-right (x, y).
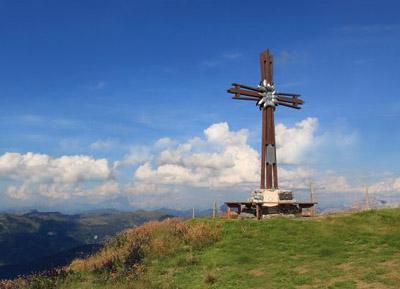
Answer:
top-left (0, 0), bottom-right (400, 211)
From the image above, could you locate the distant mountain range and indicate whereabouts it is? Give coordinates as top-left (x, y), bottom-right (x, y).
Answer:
top-left (0, 209), bottom-right (194, 279)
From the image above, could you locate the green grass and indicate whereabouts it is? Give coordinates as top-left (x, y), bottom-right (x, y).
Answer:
top-left (7, 209), bottom-right (400, 289)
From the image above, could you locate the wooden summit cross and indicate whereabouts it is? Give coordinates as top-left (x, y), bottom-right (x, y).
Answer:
top-left (227, 49), bottom-right (304, 190)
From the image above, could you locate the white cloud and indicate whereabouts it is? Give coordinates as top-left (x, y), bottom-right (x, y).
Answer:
top-left (124, 182), bottom-right (168, 195)
top-left (36, 183), bottom-right (75, 200)
top-left (0, 152), bottom-right (110, 183)
top-left (394, 179), bottom-right (400, 191)
top-left (0, 152), bottom-right (112, 200)
top-left (129, 119), bottom-right (321, 193)
top-left (131, 122), bottom-right (259, 191)
top-left (114, 146), bottom-right (152, 168)
top-left (29, 181), bottom-right (120, 200)
top-left (369, 177), bottom-right (400, 194)
top-left (316, 171), bottom-right (360, 193)
top-left (78, 181), bottom-right (120, 197)
top-left (154, 137), bottom-right (175, 148)
top-left (135, 162), bottom-right (201, 185)
top-left (6, 185), bottom-right (30, 200)
top-left (3, 118), bottom-right (397, 209)
top-left (278, 167), bottom-right (315, 189)
top-left (204, 122), bottom-right (248, 147)
top-left (276, 117), bottom-right (318, 164)
top-left (125, 118), bottom-right (377, 208)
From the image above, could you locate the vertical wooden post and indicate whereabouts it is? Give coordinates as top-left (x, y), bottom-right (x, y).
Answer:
top-left (271, 108), bottom-right (278, 189)
top-left (365, 186), bottom-right (370, 210)
top-left (227, 207), bottom-right (231, 219)
top-left (259, 50), bottom-right (277, 190)
top-left (259, 51), bottom-right (268, 189)
top-left (266, 107), bottom-right (274, 189)
top-left (310, 182), bottom-right (316, 216)
top-left (256, 203), bottom-right (262, 220)
top-left (212, 201), bottom-right (217, 219)
top-left (260, 108), bottom-right (267, 189)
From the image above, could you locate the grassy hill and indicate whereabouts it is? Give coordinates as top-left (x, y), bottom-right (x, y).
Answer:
top-left (3, 208), bottom-right (400, 289)
top-left (0, 210), bottom-right (172, 279)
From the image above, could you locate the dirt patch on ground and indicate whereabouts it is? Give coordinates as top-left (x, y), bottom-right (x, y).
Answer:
top-left (381, 256), bottom-right (400, 285)
top-left (294, 265), bottom-right (309, 274)
top-left (296, 285), bottom-right (315, 289)
top-left (356, 280), bottom-right (391, 289)
top-left (248, 268), bottom-right (265, 277)
top-left (381, 258), bottom-right (400, 269)
top-left (337, 262), bottom-right (354, 271)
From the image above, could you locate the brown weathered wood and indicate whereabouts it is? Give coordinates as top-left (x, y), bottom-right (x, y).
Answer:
top-left (276, 95), bottom-right (304, 105)
top-left (260, 108), bottom-right (267, 189)
top-left (259, 50), bottom-right (268, 81)
top-left (259, 51), bottom-right (271, 189)
top-left (271, 108), bottom-right (278, 188)
top-left (275, 92), bottom-right (301, 97)
top-left (277, 102), bottom-right (301, 109)
top-left (227, 207), bottom-right (231, 219)
top-left (265, 106), bottom-right (275, 189)
top-left (227, 88), bottom-right (261, 98)
top-left (256, 203), bottom-right (262, 220)
top-left (232, 96), bottom-right (258, 101)
top-left (232, 83), bottom-right (263, 92)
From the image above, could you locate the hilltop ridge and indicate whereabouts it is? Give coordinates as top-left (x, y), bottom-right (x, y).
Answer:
top-left (2, 208), bottom-right (400, 289)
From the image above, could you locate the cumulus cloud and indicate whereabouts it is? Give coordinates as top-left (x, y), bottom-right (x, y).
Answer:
top-left (114, 146), bottom-right (152, 168)
top-left (368, 177), bottom-right (400, 194)
top-left (316, 172), bottom-right (361, 193)
top-left (278, 167), bottom-right (315, 189)
top-left (276, 117), bottom-right (318, 164)
top-left (0, 152), bottom-right (110, 183)
top-left (154, 137), bottom-right (175, 149)
top-left (0, 152), bottom-right (112, 200)
top-left (125, 118), bottom-right (376, 208)
top-left (126, 119), bottom-right (329, 202)
top-left (131, 122), bottom-right (259, 192)
top-left (3, 117), bottom-right (394, 209)
top-left (121, 119), bottom-right (331, 208)
top-left (6, 185), bottom-right (30, 200)
top-left (301, 171), bottom-right (400, 196)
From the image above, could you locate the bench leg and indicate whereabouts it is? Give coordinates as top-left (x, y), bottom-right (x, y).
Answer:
top-left (256, 204), bottom-right (262, 220)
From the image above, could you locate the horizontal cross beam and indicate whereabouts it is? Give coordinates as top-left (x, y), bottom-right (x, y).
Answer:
top-left (276, 96), bottom-right (304, 105)
top-left (231, 83), bottom-right (263, 93)
top-left (227, 87), bottom-right (260, 98)
top-left (277, 102), bottom-right (301, 109)
top-left (275, 92), bottom-right (301, 97)
top-left (228, 81), bottom-right (304, 110)
top-left (229, 90), bottom-right (304, 105)
top-left (232, 96), bottom-right (258, 101)
top-left (232, 96), bottom-right (302, 109)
